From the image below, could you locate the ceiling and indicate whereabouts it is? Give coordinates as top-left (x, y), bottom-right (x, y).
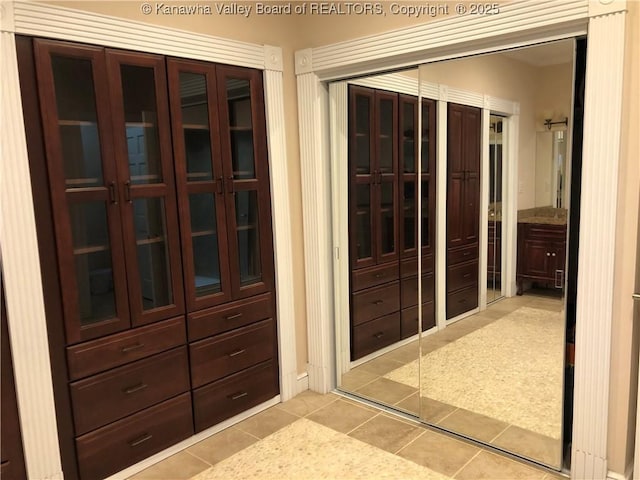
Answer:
top-left (501, 40), bottom-right (574, 67)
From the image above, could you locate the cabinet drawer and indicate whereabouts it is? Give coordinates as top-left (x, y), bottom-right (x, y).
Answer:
top-left (522, 223), bottom-right (567, 241)
top-left (447, 261), bottom-right (479, 293)
top-left (76, 393), bottom-right (193, 480)
top-left (193, 361), bottom-right (278, 432)
top-left (66, 316), bottom-right (186, 380)
top-left (190, 318), bottom-right (275, 388)
top-left (400, 254), bottom-right (434, 278)
top-left (401, 301), bottom-right (435, 339)
top-left (447, 244), bottom-right (478, 266)
top-left (352, 263), bottom-right (399, 292)
top-left (188, 293), bottom-right (273, 341)
top-left (446, 284), bottom-right (479, 319)
top-left (70, 347), bottom-right (190, 436)
top-left (401, 273), bottom-right (434, 309)
top-left (352, 312), bottom-right (401, 360)
top-left (352, 282), bottom-right (400, 326)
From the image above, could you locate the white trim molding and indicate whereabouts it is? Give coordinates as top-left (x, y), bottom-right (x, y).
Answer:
top-left (295, 1), bottom-right (627, 479)
top-left (1, 1), bottom-right (297, 477)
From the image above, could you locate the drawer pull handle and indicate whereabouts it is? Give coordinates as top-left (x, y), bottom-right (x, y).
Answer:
top-left (463, 252), bottom-right (471, 256)
top-left (373, 300), bottom-right (384, 305)
top-left (229, 391), bottom-right (248, 401)
top-left (128, 433), bottom-right (153, 447)
top-left (463, 273), bottom-right (471, 278)
top-left (226, 313), bottom-right (243, 321)
top-left (374, 273), bottom-right (383, 278)
top-left (228, 349), bottom-right (246, 357)
top-left (123, 383), bottom-right (148, 395)
top-left (458, 299), bottom-right (467, 304)
top-left (121, 343), bottom-right (145, 353)
top-left (373, 332), bottom-right (385, 339)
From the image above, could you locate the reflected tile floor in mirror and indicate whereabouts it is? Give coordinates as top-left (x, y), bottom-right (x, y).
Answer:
top-left (341, 289), bottom-right (565, 468)
top-left (129, 390), bottom-right (564, 480)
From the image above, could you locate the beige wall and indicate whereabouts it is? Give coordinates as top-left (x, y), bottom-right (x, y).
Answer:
top-left (45, 5), bottom-right (640, 469)
top-left (608, 0), bottom-right (640, 474)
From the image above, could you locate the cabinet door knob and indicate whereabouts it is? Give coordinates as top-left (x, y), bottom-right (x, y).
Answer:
top-left (552, 252), bottom-right (556, 257)
top-left (546, 252), bottom-right (551, 257)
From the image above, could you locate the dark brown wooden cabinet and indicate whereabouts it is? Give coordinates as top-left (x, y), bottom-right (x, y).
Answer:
top-left (21, 36), bottom-right (278, 479)
top-left (517, 223), bottom-right (567, 294)
top-left (446, 103), bottom-right (481, 319)
top-left (348, 86), bottom-right (436, 360)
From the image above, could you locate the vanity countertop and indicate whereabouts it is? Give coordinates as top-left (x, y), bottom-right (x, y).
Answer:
top-left (517, 207), bottom-right (567, 225)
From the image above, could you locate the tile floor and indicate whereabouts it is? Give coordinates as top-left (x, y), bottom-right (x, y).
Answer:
top-left (130, 390), bottom-right (566, 480)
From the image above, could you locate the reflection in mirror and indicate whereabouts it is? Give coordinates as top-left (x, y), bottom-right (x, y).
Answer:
top-left (488, 115), bottom-right (504, 304)
top-left (337, 68), bottom-right (424, 416)
top-left (414, 39), bottom-right (573, 469)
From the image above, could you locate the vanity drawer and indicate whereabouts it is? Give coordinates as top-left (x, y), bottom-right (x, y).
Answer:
top-left (70, 347), bottom-right (190, 436)
top-left (188, 293), bottom-right (273, 341)
top-left (76, 393), bottom-right (193, 480)
top-left (400, 254), bottom-right (434, 278)
top-left (190, 318), bottom-right (275, 388)
top-left (448, 244), bottom-right (478, 266)
top-left (352, 312), bottom-right (401, 360)
top-left (352, 282), bottom-right (400, 326)
top-left (352, 263), bottom-right (399, 292)
top-left (521, 223), bottom-right (567, 240)
top-left (66, 316), bottom-right (186, 380)
top-left (446, 283), bottom-right (479, 319)
top-left (447, 261), bottom-right (479, 293)
top-left (401, 273), bottom-right (434, 309)
top-left (193, 360), bottom-right (278, 432)
top-left (401, 301), bottom-right (435, 339)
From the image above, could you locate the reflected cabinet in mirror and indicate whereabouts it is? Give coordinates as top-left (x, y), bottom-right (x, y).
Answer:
top-left (334, 39), bottom-right (576, 471)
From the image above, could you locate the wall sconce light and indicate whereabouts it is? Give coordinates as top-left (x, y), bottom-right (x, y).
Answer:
top-left (544, 117), bottom-right (568, 130)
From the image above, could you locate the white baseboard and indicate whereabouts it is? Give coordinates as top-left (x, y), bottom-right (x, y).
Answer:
top-left (607, 461), bottom-right (633, 480)
top-left (296, 371), bottom-right (309, 394)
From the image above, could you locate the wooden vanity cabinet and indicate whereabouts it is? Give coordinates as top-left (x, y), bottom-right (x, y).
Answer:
top-left (516, 223), bottom-right (567, 294)
top-left (23, 37), bottom-right (278, 479)
top-left (446, 103), bottom-right (481, 319)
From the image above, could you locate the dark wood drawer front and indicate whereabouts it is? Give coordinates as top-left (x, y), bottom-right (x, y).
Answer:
top-left (352, 263), bottom-right (399, 292)
top-left (448, 244), bottom-right (478, 266)
top-left (400, 254), bottom-right (434, 278)
top-left (352, 312), bottom-right (401, 360)
top-left (400, 274), bottom-right (434, 309)
top-left (193, 361), bottom-right (278, 432)
top-left (352, 282), bottom-right (400, 326)
top-left (70, 347), bottom-right (190, 435)
top-left (190, 318), bottom-right (275, 388)
top-left (522, 223), bottom-right (566, 240)
top-left (447, 261), bottom-right (478, 293)
top-left (401, 301), bottom-right (435, 339)
top-left (66, 316), bottom-right (186, 380)
top-left (188, 293), bottom-right (273, 342)
top-left (76, 393), bottom-right (193, 480)
top-left (446, 284), bottom-right (479, 319)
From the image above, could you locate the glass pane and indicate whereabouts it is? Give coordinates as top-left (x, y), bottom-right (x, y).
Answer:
top-left (355, 96), bottom-right (371, 174)
top-left (235, 191), bottom-right (262, 286)
top-left (355, 184), bottom-right (371, 259)
top-left (404, 181), bottom-right (416, 250)
top-left (227, 79), bottom-right (255, 179)
top-left (421, 102), bottom-right (430, 173)
top-left (189, 193), bottom-right (221, 296)
top-left (379, 99), bottom-right (394, 174)
top-left (52, 56), bottom-right (103, 188)
top-left (69, 202), bottom-right (116, 324)
top-left (133, 198), bottom-right (173, 310)
top-left (402, 102), bottom-right (415, 173)
top-left (180, 72), bottom-right (213, 182)
top-left (421, 180), bottom-right (429, 247)
top-left (121, 65), bottom-right (162, 185)
top-left (380, 182), bottom-right (395, 254)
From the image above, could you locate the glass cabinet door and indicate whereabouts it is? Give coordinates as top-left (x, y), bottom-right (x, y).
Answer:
top-left (376, 92), bottom-right (398, 263)
top-left (107, 50), bottom-right (184, 325)
top-left (168, 59), bottom-right (232, 311)
top-left (399, 95), bottom-right (417, 257)
top-left (216, 66), bottom-right (275, 299)
top-left (34, 40), bottom-right (130, 343)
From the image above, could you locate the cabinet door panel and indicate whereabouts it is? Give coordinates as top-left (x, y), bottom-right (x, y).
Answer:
top-left (378, 180), bottom-right (398, 262)
top-left (107, 50), bottom-right (184, 325)
top-left (168, 59), bottom-right (232, 310)
top-left (34, 40), bottom-right (130, 343)
top-left (216, 66), bottom-right (274, 299)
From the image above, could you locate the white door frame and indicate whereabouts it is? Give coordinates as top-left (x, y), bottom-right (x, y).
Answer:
top-left (295, 1), bottom-right (627, 479)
